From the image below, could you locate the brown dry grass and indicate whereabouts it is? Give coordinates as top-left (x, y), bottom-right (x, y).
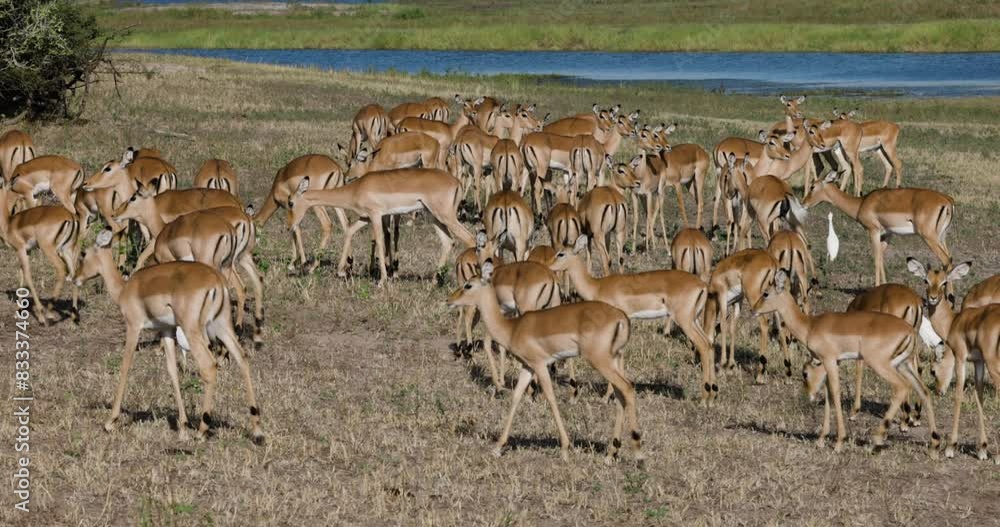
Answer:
top-left (1, 54), bottom-right (1000, 526)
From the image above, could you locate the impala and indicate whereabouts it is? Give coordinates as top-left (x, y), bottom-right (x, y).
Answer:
top-left (489, 139), bottom-right (526, 193)
top-left (671, 227), bottom-right (712, 283)
top-left (0, 129), bottom-right (35, 180)
top-left (803, 171), bottom-right (953, 286)
top-left (522, 123), bottom-right (624, 211)
top-left (834, 108), bottom-right (903, 188)
top-left (74, 230), bottom-right (264, 443)
top-left (766, 229), bottom-right (816, 314)
top-left (550, 236), bottom-right (716, 407)
top-left (341, 131), bottom-right (442, 180)
top-left (483, 189), bottom-right (533, 261)
top-left (710, 130), bottom-right (792, 230)
top-left (288, 168), bottom-right (475, 283)
top-left (801, 119), bottom-right (865, 197)
top-left (8, 155), bottom-right (83, 213)
top-left (747, 118), bottom-right (814, 185)
top-left (388, 97), bottom-right (451, 127)
top-left (543, 104), bottom-right (616, 139)
top-left (253, 154), bottom-right (348, 270)
top-left (193, 158), bottom-right (239, 196)
top-left (752, 270), bottom-right (939, 455)
top-left (395, 103), bottom-right (475, 166)
top-left (349, 104), bottom-right (391, 160)
top-left (643, 130), bottom-right (711, 230)
top-left (907, 260), bottom-right (1000, 460)
top-left (704, 249), bottom-right (789, 381)
top-left (87, 147), bottom-right (178, 196)
top-left (0, 175), bottom-right (80, 324)
top-left (138, 206), bottom-right (266, 347)
top-left (733, 166), bottom-right (808, 248)
top-left (576, 164), bottom-right (637, 276)
top-left (459, 95), bottom-right (501, 133)
top-left (546, 184), bottom-right (581, 251)
top-left (453, 231), bottom-right (500, 355)
top-left (819, 283), bottom-right (931, 426)
top-left (447, 261), bottom-right (641, 463)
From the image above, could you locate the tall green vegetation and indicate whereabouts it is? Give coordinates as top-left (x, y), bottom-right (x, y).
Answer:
top-left (0, 0), bottom-right (118, 120)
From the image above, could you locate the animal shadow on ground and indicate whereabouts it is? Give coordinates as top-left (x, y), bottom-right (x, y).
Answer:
top-left (84, 401), bottom-right (236, 436)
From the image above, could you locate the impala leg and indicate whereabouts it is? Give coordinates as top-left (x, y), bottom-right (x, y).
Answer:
top-left (681, 317), bottom-right (716, 407)
top-left (850, 361), bottom-right (864, 420)
top-left (673, 182), bottom-right (688, 228)
top-left (481, 333), bottom-right (503, 390)
top-left (494, 367), bottom-right (533, 456)
top-left (754, 315), bottom-right (769, 384)
top-left (534, 365), bottom-right (571, 461)
top-left (291, 222), bottom-right (308, 269)
top-left (973, 361), bottom-right (988, 460)
top-left (825, 359), bottom-right (846, 452)
top-left (818, 381), bottom-right (831, 448)
top-left (849, 149), bottom-right (864, 197)
top-left (946, 347), bottom-right (967, 458)
top-left (694, 172), bottom-right (705, 229)
top-left (876, 148), bottom-right (893, 188)
top-left (430, 219), bottom-right (455, 271)
top-left (337, 219), bottom-right (368, 277)
top-left (865, 357), bottom-right (909, 447)
top-left (711, 167), bottom-right (723, 230)
top-left (594, 357), bottom-right (642, 463)
top-left (614, 218), bottom-right (626, 273)
top-left (902, 359), bottom-right (939, 457)
top-left (38, 242), bottom-right (68, 320)
top-left (630, 193), bottom-right (639, 249)
top-left (106, 325), bottom-right (141, 433)
top-left (886, 144), bottom-right (903, 188)
top-left (16, 250), bottom-right (47, 325)
top-left (983, 360), bottom-right (1000, 461)
top-left (238, 255), bottom-right (265, 348)
top-left (870, 231), bottom-right (884, 286)
top-left (226, 267), bottom-right (247, 329)
top-left (162, 336), bottom-right (190, 440)
top-left (645, 193), bottom-right (655, 250)
top-left (370, 215), bottom-right (389, 285)
top-left (313, 206), bottom-right (335, 256)
top-left (216, 323), bottom-right (265, 443)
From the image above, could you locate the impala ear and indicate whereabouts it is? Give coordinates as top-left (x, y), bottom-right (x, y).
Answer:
top-left (592, 103), bottom-right (600, 115)
top-left (604, 154), bottom-right (614, 169)
top-left (295, 177), bottom-right (310, 197)
top-left (782, 131), bottom-right (795, 143)
top-left (244, 204), bottom-right (255, 216)
top-left (542, 112), bottom-right (551, 123)
top-left (629, 155), bottom-right (642, 169)
top-left (481, 261), bottom-right (494, 282)
top-left (526, 103), bottom-right (536, 113)
top-left (946, 261), bottom-right (972, 282)
top-left (611, 104), bottom-right (621, 115)
top-left (774, 269), bottom-right (788, 293)
top-left (796, 95), bottom-right (806, 104)
top-left (849, 108), bottom-right (858, 118)
top-left (475, 230), bottom-right (488, 249)
top-left (336, 143), bottom-right (348, 158)
top-left (757, 130), bottom-right (767, 142)
top-left (727, 152), bottom-right (736, 167)
top-left (664, 123), bottom-right (676, 134)
top-left (823, 170), bottom-right (838, 184)
top-left (832, 107), bottom-right (840, 117)
top-left (96, 229), bottom-right (114, 248)
top-left (628, 111), bottom-right (639, 122)
top-left (802, 119), bottom-right (811, 129)
top-left (573, 235), bottom-right (588, 254)
top-left (356, 148), bottom-right (370, 162)
top-left (473, 96), bottom-right (484, 106)
top-left (121, 147), bottom-right (136, 167)
top-left (454, 94), bottom-right (463, 103)
top-left (906, 257), bottom-right (927, 279)
top-left (820, 120), bottom-right (832, 130)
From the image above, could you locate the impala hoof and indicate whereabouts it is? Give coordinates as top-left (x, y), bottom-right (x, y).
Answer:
top-left (945, 445), bottom-right (956, 458)
top-left (251, 432), bottom-right (266, 446)
top-left (978, 449), bottom-right (989, 461)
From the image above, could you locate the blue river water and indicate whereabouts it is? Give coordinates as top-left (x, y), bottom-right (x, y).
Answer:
top-left (124, 49), bottom-right (1000, 97)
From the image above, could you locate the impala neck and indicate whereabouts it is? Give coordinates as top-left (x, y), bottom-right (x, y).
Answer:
top-left (770, 290), bottom-right (811, 343)
top-left (565, 255), bottom-right (600, 300)
top-left (475, 288), bottom-right (515, 348)
top-left (96, 248), bottom-right (126, 302)
top-left (301, 186), bottom-right (356, 214)
top-left (450, 113), bottom-right (471, 140)
top-left (927, 299), bottom-right (957, 340)
top-left (602, 128), bottom-right (623, 156)
top-left (819, 185), bottom-right (862, 219)
top-left (508, 122), bottom-right (529, 145)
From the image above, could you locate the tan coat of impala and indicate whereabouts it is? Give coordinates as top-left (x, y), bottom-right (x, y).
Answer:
top-left (802, 119), bottom-right (865, 197)
top-left (341, 131), bottom-right (441, 180)
top-left (834, 109), bottom-right (903, 188)
top-left (0, 129), bottom-right (35, 180)
top-left (349, 104), bottom-right (391, 160)
top-left (803, 171), bottom-right (953, 286)
top-left (193, 158), bottom-right (239, 196)
top-left (751, 270), bottom-right (939, 456)
top-left (483, 189), bottom-right (533, 261)
top-left (447, 261), bottom-right (641, 463)
top-left (543, 104), bottom-right (616, 139)
top-left (253, 154), bottom-right (348, 270)
top-left (388, 97), bottom-right (450, 127)
top-left (489, 139), bottom-right (527, 194)
top-left (288, 167), bottom-right (475, 283)
top-left (8, 155), bottom-right (83, 213)
top-left (0, 175), bottom-right (79, 324)
top-left (74, 231), bottom-right (264, 444)
top-left (576, 166), bottom-right (637, 276)
top-left (550, 236), bottom-right (716, 407)
top-left (671, 227), bottom-right (712, 283)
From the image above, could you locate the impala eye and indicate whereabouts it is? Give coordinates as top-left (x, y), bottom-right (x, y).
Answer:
top-left (104, 166), bottom-right (111, 172)
top-left (463, 284), bottom-right (472, 290)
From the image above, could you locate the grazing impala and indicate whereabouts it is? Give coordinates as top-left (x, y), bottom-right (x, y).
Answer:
top-left (74, 231), bottom-right (264, 444)
top-left (483, 190), bottom-right (533, 261)
top-left (447, 261), bottom-right (641, 463)
top-left (288, 168), bottom-right (475, 283)
top-left (803, 171), bottom-right (953, 286)
top-left (388, 97), bottom-right (451, 127)
top-left (341, 131), bottom-right (441, 180)
top-left (550, 236), bottom-right (716, 407)
top-left (752, 270), bottom-right (939, 456)
top-left (908, 260), bottom-right (1000, 461)
top-left (834, 108), bottom-right (903, 188)
top-left (348, 104), bottom-right (391, 160)
top-left (193, 159), bottom-right (239, 196)
top-left (0, 175), bottom-right (80, 324)
top-left (704, 249), bottom-right (789, 381)
top-left (8, 155), bottom-right (83, 213)
top-left (0, 129), bottom-right (35, 179)
top-left (85, 148), bottom-right (178, 202)
top-left (254, 154), bottom-right (348, 269)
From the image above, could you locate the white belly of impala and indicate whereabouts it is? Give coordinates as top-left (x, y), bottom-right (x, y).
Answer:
top-left (386, 204), bottom-right (423, 215)
top-left (887, 223), bottom-right (915, 235)
top-left (838, 351), bottom-right (860, 361)
top-left (32, 182), bottom-right (51, 195)
top-left (631, 309), bottom-right (668, 319)
top-left (546, 350), bottom-right (578, 365)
